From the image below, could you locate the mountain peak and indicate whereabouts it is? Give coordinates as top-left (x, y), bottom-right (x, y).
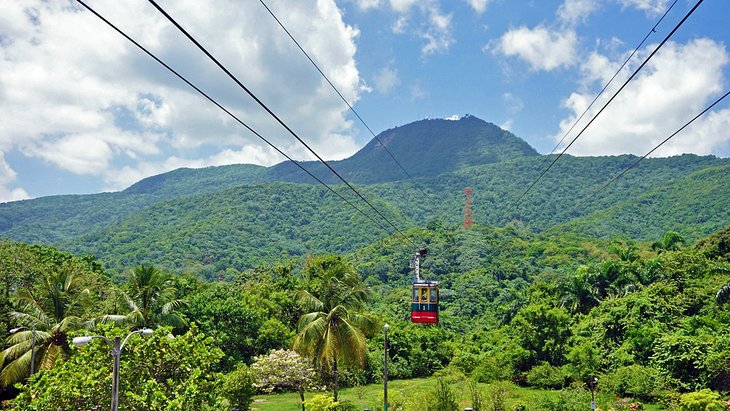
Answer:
top-left (269, 115), bottom-right (539, 184)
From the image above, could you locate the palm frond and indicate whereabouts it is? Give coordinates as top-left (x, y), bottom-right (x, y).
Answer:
top-left (296, 290), bottom-right (324, 312)
top-left (0, 349), bottom-right (32, 386)
top-left (101, 314), bottom-right (129, 325)
top-left (161, 299), bottom-right (188, 314)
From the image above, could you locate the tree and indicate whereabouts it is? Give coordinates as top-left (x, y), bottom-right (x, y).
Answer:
top-left (251, 349), bottom-right (319, 411)
top-left (10, 324), bottom-right (224, 410)
top-left (652, 231), bottom-right (685, 253)
top-left (292, 255), bottom-right (375, 401)
top-left (0, 268), bottom-right (92, 386)
top-left (103, 264), bottom-right (187, 329)
top-left (559, 266), bottom-right (599, 314)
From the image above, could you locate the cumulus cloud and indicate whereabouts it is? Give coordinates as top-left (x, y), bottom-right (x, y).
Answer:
top-left (373, 67), bottom-right (400, 93)
top-left (555, 38), bottom-right (730, 157)
top-left (558, 0), bottom-right (600, 24)
top-left (617, 0), bottom-right (670, 16)
top-left (0, 153), bottom-right (29, 203)
top-left (0, 0), bottom-right (363, 195)
top-left (493, 26), bottom-right (578, 71)
top-left (467, 0), bottom-right (491, 14)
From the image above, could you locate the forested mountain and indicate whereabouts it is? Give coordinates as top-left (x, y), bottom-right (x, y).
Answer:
top-left (0, 115), bottom-right (728, 276)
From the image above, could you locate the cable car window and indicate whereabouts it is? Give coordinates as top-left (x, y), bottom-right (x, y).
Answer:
top-left (420, 288), bottom-right (428, 303)
top-left (430, 287), bottom-right (438, 303)
top-left (412, 288), bottom-right (419, 303)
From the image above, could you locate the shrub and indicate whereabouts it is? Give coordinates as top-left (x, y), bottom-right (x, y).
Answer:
top-left (472, 357), bottom-right (514, 383)
top-left (677, 389), bottom-right (725, 411)
top-left (426, 376), bottom-right (459, 411)
top-left (602, 365), bottom-right (665, 401)
top-left (304, 394), bottom-right (338, 411)
top-left (220, 363), bottom-right (255, 411)
top-left (485, 382), bottom-right (512, 411)
top-left (526, 363), bottom-right (569, 389)
top-left (538, 384), bottom-right (592, 411)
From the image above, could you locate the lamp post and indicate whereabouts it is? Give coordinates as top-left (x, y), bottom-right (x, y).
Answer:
top-left (73, 328), bottom-right (153, 411)
top-left (589, 376), bottom-right (598, 410)
top-left (383, 323), bottom-right (389, 411)
top-left (9, 325), bottom-right (36, 376)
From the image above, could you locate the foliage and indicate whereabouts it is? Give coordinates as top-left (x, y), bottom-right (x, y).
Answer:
top-left (425, 376), bottom-right (459, 411)
top-left (469, 379), bottom-right (484, 411)
top-left (220, 362), bottom-right (256, 411)
top-left (526, 363), bottom-right (569, 389)
top-left (11, 324), bottom-right (224, 410)
top-left (251, 349), bottom-right (319, 411)
top-left (293, 255), bottom-right (375, 401)
top-left (103, 264), bottom-right (187, 330)
top-left (303, 394), bottom-right (338, 411)
top-left (484, 381), bottom-right (509, 411)
top-left (602, 365), bottom-right (665, 401)
top-left (676, 389), bottom-right (726, 411)
top-left (0, 266), bottom-right (95, 386)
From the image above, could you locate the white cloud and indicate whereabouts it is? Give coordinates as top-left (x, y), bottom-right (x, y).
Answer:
top-left (389, 0), bottom-right (418, 13)
top-left (617, 0), bottom-right (670, 16)
top-left (354, 0), bottom-right (382, 10)
top-left (467, 0), bottom-right (491, 14)
top-left (373, 67), bottom-right (400, 94)
top-left (104, 144), bottom-right (286, 190)
top-left (555, 38), bottom-right (730, 157)
top-left (558, 0), bottom-right (600, 24)
top-left (0, 0), bottom-right (363, 196)
top-left (494, 26), bottom-right (577, 71)
top-left (0, 153), bottom-right (29, 203)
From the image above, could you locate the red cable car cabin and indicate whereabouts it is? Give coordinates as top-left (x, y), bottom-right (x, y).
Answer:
top-left (411, 280), bottom-right (438, 324)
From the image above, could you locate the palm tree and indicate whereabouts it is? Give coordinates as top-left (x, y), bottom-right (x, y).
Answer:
top-left (559, 266), bottom-right (599, 315)
top-left (103, 264), bottom-right (187, 329)
top-left (0, 269), bottom-right (92, 386)
top-left (652, 231), bottom-right (685, 253)
top-left (292, 256), bottom-right (375, 401)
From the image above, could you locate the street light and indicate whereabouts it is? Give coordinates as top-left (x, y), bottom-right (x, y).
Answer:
top-left (9, 325), bottom-right (36, 376)
top-left (383, 323), bottom-right (389, 411)
top-left (589, 376), bottom-right (598, 410)
top-left (73, 328), bottom-right (153, 411)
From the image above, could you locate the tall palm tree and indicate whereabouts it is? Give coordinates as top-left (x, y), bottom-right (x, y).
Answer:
top-left (103, 264), bottom-right (187, 329)
top-left (652, 231), bottom-right (686, 253)
top-left (292, 256), bottom-right (375, 401)
top-left (0, 269), bottom-right (91, 386)
top-left (559, 266), bottom-right (599, 315)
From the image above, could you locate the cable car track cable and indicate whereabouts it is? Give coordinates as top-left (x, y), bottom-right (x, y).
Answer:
top-left (575, 89), bottom-right (730, 209)
top-left (503, 0), bottom-right (704, 216)
top-left (75, 0), bottom-right (400, 240)
top-left (146, 0), bottom-right (416, 247)
top-left (257, 0), bottom-right (430, 198)
top-left (538, 0), bottom-right (678, 167)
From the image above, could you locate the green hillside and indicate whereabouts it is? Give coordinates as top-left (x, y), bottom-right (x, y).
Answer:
top-left (0, 116), bottom-right (728, 275)
top-left (65, 182), bottom-right (411, 278)
top-left (268, 115), bottom-right (539, 183)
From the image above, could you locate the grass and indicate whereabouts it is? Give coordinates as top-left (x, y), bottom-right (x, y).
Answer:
top-left (250, 377), bottom-right (666, 410)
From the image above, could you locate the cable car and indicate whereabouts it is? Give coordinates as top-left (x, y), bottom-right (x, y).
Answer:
top-left (410, 248), bottom-right (439, 324)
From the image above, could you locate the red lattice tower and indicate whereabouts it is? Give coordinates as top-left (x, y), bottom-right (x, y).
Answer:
top-left (463, 188), bottom-right (474, 229)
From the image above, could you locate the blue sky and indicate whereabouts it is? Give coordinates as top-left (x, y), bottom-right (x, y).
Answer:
top-left (0, 0), bottom-right (728, 201)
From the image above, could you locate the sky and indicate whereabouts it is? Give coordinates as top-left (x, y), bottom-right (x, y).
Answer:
top-left (0, 0), bottom-right (728, 202)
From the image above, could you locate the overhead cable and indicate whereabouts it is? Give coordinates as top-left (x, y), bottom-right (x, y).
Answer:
top-left (576, 89), bottom-right (730, 208)
top-left (504, 0), bottom-right (704, 215)
top-left (539, 0), bottom-right (678, 166)
top-left (146, 0), bottom-right (416, 246)
top-left (75, 0), bottom-right (401, 240)
top-left (257, 0), bottom-right (429, 197)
